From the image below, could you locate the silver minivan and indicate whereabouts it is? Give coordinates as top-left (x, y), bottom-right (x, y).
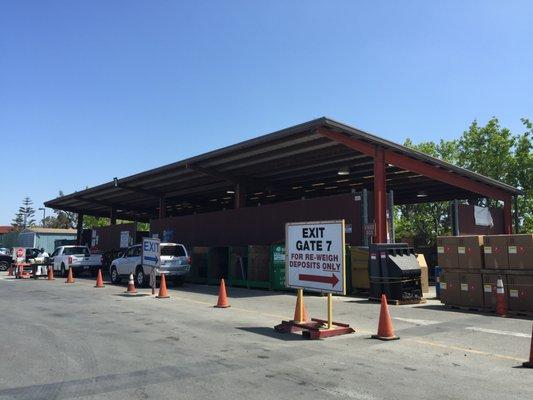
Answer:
top-left (109, 242), bottom-right (191, 287)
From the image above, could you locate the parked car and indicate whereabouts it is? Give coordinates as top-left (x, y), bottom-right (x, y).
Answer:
top-left (109, 242), bottom-right (191, 288)
top-left (49, 245), bottom-right (103, 277)
top-left (0, 247), bottom-right (10, 256)
top-left (0, 252), bottom-right (11, 271)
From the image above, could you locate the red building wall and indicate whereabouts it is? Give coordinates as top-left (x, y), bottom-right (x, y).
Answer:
top-left (150, 193), bottom-right (362, 247)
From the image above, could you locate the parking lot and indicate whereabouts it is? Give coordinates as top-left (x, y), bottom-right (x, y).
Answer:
top-left (0, 273), bottom-right (531, 400)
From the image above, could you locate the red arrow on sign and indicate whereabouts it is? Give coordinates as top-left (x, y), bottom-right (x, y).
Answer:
top-left (299, 273), bottom-right (339, 287)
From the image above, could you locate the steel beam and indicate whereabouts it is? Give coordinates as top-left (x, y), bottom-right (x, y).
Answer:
top-left (504, 195), bottom-right (513, 234)
top-left (76, 213), bottom-right (84, 245)
top-left (317, 127), bottom-right (511, 201)
top-left (374, 147), bottom-right (387, 243)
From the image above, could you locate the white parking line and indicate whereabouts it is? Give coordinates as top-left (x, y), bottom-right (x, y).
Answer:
top-left (465, 327), bottom-right (531, 338)
top-left (393, 317), bottom-right (440, 326)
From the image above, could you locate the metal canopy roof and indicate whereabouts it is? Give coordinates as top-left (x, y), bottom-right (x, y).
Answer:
top-left (45, 117), bottom-right (521, 222)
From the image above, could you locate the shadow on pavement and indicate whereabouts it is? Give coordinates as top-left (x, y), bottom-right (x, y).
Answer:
top-left (236, 326), bottom-right (305, 341)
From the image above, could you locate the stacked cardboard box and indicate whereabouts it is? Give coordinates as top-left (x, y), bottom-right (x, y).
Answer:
top-left (438, 235), bottom-right (484, 308)
top-left (439, 234), bottom-right (533, 313)
top-left (483, 234), bottom-right (533, 313)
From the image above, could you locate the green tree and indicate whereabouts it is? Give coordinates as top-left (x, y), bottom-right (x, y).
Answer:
top-left (83, 215), bottom-right (109, 229)
top-left (11, 197), bottom-right (36, 230)
top-left (396, 117), bottom-right (532, 242)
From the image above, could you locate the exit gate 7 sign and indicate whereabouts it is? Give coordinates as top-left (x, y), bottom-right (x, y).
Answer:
top-left (286, 220), bottom-right (346, 294)
top-left (142, 237), bottom-right (161, 268)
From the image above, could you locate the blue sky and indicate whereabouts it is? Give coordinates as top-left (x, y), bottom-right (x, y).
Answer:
top-left (1, 1), bottom-right (532, 224)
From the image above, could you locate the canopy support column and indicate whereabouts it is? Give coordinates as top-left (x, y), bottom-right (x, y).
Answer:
top-left (76, 213), bottom-right (84, 245)
top-left (374, 147), bottom-right (387, 243)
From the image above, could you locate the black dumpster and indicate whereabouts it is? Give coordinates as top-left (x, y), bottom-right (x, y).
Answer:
top-left (369, 243), bottom-right (422, 301)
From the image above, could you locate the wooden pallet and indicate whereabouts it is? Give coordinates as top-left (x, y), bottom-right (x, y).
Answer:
top-left (444, 304), bottom-right (489, 313)
top-left (444, 304), bottom-right (533, 318)
top-left (368, 297), bottom-right (427, 305)
top-left (507, 309), bottom-right (533, 318)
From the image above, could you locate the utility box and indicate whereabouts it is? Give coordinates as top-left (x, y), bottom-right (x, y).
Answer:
top-left (228, 246), bottom-right (248, 287)
top-left (508, 234), bottom-right (533, 270)
top-left (350, 246), bottom-right (369, 291)
top-left (368, 243), bottom-right (422, 302)
top-left (207, 247), bottom-right (229, 285)
top-left (247, 245), bottom-right (271, 289)
top-left (189, 247), bottom-right (209, 283)
top-left (270, 244), bottom-right (287, 291)
top-left (457, 236), bottom-right (484, 270)
top-left (483, 235), bottom-right (509, 269)
top-left (437, 236), bottom-right (458, 269)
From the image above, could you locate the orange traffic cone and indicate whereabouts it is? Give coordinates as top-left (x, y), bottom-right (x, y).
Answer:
top-left (495, 276), bottom-right (507, 317)
top-left (65, 267), bottom-right (75, 284)
top-left (214, 279), bottom-right (230, 308)
top-left (523, 324), bottom-right (533, 368)
top-left (371, 294), bottom-right (399, 341)
top-left (292, 290), bottom-right (309, 323)
top-left (47, 266), bottom-right (55, 281)
top-left (94, 269), bottom-right (104, 288)
top-left (125, 273), bottom-right (137, 294)
top-left (156, 273), bottom-right (170, 299)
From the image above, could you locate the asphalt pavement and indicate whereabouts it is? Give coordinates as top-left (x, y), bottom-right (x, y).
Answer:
top-left (0, 272), bottom-right (531, 399)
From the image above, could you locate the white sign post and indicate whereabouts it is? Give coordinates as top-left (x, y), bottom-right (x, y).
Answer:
top-left (142, 237), bottom-right (161, 295)
top-left (286, 220), bottom-right (346, 330)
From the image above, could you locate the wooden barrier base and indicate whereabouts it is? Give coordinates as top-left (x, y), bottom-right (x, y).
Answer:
top-left (274, 317), bottom-right (355, 340)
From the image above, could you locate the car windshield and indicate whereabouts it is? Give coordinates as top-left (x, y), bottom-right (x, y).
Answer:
top-left (161, 245), bottom-right (185, 257)
top-left (63, 247), bottom-right (90, 256)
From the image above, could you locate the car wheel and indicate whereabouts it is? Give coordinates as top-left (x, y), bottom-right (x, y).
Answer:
top-left (61, 264), bottom-right (66, 277)
top-left (172, 276), bottom-right (185, 287)
top-left (110, 266), bottom-right (121, 284)
top-left (0, 261), bottom-right (8, 271)
top-left (135, 267), bottom-right (146, 288)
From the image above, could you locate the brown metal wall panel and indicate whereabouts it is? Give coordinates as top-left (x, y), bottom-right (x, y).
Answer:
top-left (94, 223), bottom-right (138, 252)
top-left (151, 193), bottom-right (362, 247)
top-left (457, 204), bottom-right (504, 235)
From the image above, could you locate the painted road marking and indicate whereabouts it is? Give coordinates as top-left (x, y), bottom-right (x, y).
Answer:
top-left (408, 338), bottom-right (524, 362)
top-left (394, 317), bottom-right (440, 326)
top-left (465, 327), bottom-right (531, 338)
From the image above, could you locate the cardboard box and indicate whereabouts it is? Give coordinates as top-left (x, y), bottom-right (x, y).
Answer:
top-left (416, 254), bottom-right (429, 294)
top-left (507, 274), bottom-right (533, 312)
top-left (437, 236), bottom-right (458, 268)
top-left (440, 271), bottom-right (460, 305)
top-left (508, 234), bottom-right (533, 270)
top-left (483, 235), bottom-right (509, 269)
top-left (482, 273), bottom-right (507, 310)
top-left (457, 236), bottom-right (484, 270)
top-left (458, 272), bottom-right (483, 307)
